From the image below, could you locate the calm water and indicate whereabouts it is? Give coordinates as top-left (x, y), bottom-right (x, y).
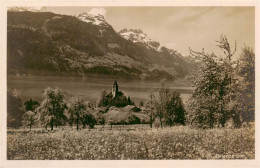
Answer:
top-left (7, 75), bottom-right (193, 104)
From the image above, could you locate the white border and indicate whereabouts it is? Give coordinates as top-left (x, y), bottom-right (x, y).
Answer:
top-left (0, 0), bottom-right (259, 168)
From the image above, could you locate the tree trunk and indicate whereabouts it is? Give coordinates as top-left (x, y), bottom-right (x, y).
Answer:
top-left (219, 85), bottom-right (226, 128)
top-left (159, 117), bottom-right (163, 129)
top-left (220, 111), bottom-right (226, 128)
top-left (51, 118), bottom-right (54, 131)
top-left (30, 117), bottom-right (32, 131)
top-left (209, 110), bottom-right (214, 129)
top-left (150, 115), bottom-right (153, 128)
top-left (51, 102), bottom-right (55, 131)
top-left (220, 101), bottom-right (226, 128)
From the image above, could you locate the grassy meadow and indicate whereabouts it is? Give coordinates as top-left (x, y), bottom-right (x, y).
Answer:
top-left (7, 125), bottom-right (254, 160)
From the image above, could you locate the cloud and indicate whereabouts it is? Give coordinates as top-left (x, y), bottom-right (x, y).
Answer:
top-left (89, 8), bottom-right (106, 16)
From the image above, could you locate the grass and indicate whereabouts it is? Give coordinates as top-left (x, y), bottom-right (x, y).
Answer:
top-left (7, 125), bottom-right (254, 160)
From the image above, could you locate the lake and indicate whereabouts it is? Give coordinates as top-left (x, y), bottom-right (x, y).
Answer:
top-left (7, 75), bottom-right (194, 105)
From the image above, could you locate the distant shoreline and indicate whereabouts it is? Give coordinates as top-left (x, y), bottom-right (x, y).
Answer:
top-left (7, 74), bottom-right (194, 104)
top-left (7, 69), bottom-right (194, 83)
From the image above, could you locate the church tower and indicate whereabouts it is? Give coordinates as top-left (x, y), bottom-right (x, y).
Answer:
top-left (112, 81), bottom-right (118, 98)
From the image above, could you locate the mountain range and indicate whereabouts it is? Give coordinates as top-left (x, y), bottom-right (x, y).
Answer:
top-left (7, 9), bottom-right (198, 80)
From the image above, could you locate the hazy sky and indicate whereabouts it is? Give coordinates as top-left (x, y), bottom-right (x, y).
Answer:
top-left (43, 7), bottom-right (255, 56)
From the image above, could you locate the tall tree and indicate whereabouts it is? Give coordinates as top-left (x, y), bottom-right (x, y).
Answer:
top-left (147, 80), bottom-right (186, 128)
top-left (24, 98), bottom-right (40, 112)
top-left (7, 89), bottom-right (23, 128)
top-left (237, 47), bottom-right (255, 123)
top-left (165, 91), bottom-right (186, 126)
top-left (153, 80), bottom-right (170, 128)
top-left (98, 89), bottom-right (107, 107)
top-left (82, 113), bottom-right (97, 129)
top-left (22, 111), bottom-right (36, 131)
top-left (188, 35), bottom-right (240, 128)
top-left (36, 87), bottom-right (67, 130)
top-left (67, 96), bottom-right (87, 130)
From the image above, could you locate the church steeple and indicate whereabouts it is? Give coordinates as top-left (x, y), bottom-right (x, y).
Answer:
top-left (112, 81), bottom-right (118, 98)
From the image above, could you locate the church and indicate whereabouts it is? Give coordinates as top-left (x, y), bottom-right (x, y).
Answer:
top-left (98, 81), bottom-right (134, 107)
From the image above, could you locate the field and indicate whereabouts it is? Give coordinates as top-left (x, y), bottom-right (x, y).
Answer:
top-left (7, 125), bottom-right (255, 160)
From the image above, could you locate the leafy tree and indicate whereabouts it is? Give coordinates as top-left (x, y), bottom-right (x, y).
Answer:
top-left (82, 113), bottom-right (97, 129)
top-left (7, 89), bottom-right (23, 128)
top-left (36, 87), bottom-right (67, 130)
top-left (237, 47), bottom-right (255, 123)
top-left (165, 91), bottom-right (186, 126)
top-left (23, 111), bottom-right (36, 131)
top-left (188, 35), bottom-right (241, 128)
top-left (24, 98), bottom-right (40, 112)
top-left (95, 112), bottom-right (106, 125)
top-left (153, 80), bottom-right (170, 128)
top-left (147, 80), bottom-right (186, 128)
top-left (67, 96), bottom-right (87, 130)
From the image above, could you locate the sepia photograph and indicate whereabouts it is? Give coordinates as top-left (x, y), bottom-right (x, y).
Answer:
top-left (1, 0), bottom-right (259, 167)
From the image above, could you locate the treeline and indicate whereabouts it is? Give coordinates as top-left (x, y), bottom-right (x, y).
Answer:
top-left (7, 86), bottom-right (139, 131)
top-left (7, 84), bottom-right (186, 130)
top-left (8, 88), bottom-right (97, 130)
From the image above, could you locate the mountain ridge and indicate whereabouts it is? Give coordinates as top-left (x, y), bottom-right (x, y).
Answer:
top-left (7, 10), bottom-right (198, 80)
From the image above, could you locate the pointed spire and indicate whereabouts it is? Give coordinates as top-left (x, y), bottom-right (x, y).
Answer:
top-left (112, 81), bottom-right (118, 98)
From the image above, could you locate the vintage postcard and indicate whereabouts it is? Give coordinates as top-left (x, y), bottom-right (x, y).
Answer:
top-left (0, 0), bottom-right (259, 167)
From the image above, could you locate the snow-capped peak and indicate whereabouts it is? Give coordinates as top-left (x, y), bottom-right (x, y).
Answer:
top-left (77, 12), bottom-right (109, 27)
top-left (8, 6), bottom-right (43, 12)
top-left (119, 29), bottom-right (162, 52)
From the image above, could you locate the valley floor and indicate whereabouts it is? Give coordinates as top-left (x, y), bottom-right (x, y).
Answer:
top-left (7, 125), bottom-right (254, 160)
